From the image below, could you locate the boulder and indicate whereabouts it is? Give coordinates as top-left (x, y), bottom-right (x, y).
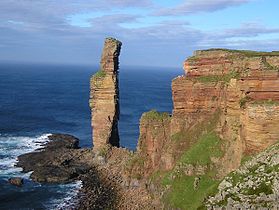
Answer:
top-left (8, 177), bottom-right (23, 187)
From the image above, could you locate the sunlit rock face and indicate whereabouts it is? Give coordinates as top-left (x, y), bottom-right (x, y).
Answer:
top-left (136, 49), bottom-right (279, 177)
top-left (90, 37), bottom-right (122, 150)
top-left (172, 49), bottom-right (279, 174)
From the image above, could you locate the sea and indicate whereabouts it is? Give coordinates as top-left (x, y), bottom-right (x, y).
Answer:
top-left (0, 62), bottom-right (181, 209)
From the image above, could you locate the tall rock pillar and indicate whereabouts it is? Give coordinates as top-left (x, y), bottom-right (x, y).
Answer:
top-left (89, 37), bottom-right (122, 150)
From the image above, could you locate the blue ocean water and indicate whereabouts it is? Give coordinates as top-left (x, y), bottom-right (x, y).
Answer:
top-left (0, 63), bottom-right (181, 209)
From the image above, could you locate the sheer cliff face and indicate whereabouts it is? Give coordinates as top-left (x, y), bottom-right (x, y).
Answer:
top-left (89, 38), bottom-right (122, 150)
top-left (137, 49), bottom-right (279, 176)
top-left (177, 50), bottom-right (279, 153)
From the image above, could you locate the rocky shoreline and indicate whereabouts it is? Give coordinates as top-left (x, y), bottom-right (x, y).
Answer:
top-left (15, 134), bottom-right (158, 210)
top-left (16, 134), bottom-right (114, 209)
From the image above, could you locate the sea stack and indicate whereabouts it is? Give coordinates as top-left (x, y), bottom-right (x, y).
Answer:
top-left (89, 37), bottom-right (122, 150)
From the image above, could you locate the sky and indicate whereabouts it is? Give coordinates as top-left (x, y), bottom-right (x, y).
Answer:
top-left (0, 0), bottom-right (279, 67)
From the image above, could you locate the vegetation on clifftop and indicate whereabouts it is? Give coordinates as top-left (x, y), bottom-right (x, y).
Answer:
top-left (141, 110), bottom-right (170, 121)
top-left (198, 48), bottom-right (279, 57)
top-left (251, 99), bottom-right (279, 106)
top-left (240, 97), bottom-right (279, 108)
top-left (194, 70), bottom-right (240, 84)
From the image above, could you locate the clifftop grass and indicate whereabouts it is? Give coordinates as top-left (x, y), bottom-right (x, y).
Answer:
top-left (194, 70), bottom-right (240, 84)
top-left (240, 97), bottom-right (279, 108)
top-left (197, 48), bottom-right (279, 57)
top-left (141, 110), bottom-right (170, 121)
top-left (251, 99), bottom-right (279, 106)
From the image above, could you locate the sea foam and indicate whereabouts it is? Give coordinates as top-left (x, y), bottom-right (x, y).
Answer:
top-left (0, 133), bottom-right (50, 177)
top-left (0, 133), bottom-right (82, 209)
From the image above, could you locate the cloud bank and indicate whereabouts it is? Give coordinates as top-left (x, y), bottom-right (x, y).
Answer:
top-left (0, 0), bottom-right (278, 67)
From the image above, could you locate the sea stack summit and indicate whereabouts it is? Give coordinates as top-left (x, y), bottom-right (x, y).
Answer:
top-left (90, 37), bottom-right (122, 150)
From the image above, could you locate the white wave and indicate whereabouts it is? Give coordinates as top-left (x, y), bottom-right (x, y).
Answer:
top-left (0, 133), bottom-right (83, 209)
top-left (44, 180), bottom-right (83, 210)
top-left (0, 133), bottom-right (51, 178)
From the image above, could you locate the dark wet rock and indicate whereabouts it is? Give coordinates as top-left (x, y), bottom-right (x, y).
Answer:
top-left (47, 134), bottom-right (79, 150)
top-left (8, 177), bottom-right (23, 187)
top-left (17, 134), bottom-right (89, 183)
top-left (16, 133), bottom-right (118, 209)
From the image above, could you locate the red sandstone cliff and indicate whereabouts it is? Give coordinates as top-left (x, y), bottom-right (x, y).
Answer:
top-left (89, 38), bottom-right (122, 150)
top-left (87, 47), bottom-right (279, 209)
top-left (134, 49), bottom-right (279, 177)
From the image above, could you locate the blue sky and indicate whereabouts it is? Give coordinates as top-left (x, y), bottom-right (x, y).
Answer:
top-left (0, 0), bottom-right (279, 67)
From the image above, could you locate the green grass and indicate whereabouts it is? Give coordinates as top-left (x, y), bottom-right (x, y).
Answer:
top-left (179, 132), bottom-right (223, 165)
top-left (125, 154), bottom-right (145, 179)
top-left (171, 131), bottom-right (188, 142)
top-left (195, 70), bottom-right (240, 84)
top-left (244, 182), bottom-right (273, 196)
top-left (164, 175), bottom-right (219, 210)
top-left (251, 99), bottom-right (279, 106)
top-left (93, 70), bottom-right (106, 79)
top-left (98, 145), bottom-right (110, 157)
top-left (262, 58), bottom-right (279, 71)
top-left (199, 49), bottom-right (279, 57)
top-left (240, 98), bottom-right (279, 108)
top-left (142, 109), bottom-right (170, 121)
top-left (161, 122), bottom-right (223, 209)
top-left (240, 155), bottom-right (252, 165)
top-left (144, 110), bottom-right (223, 209)
top-left (265, 164), bottom-right (279, 174)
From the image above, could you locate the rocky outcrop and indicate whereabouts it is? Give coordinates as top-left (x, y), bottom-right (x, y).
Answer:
top-left (8, 177), bottom-right (23, 187)
top-left (132, 111), bottom-right (174, 177)
top-left (16, 134), bottom-right (124, 209)
top-left (17, 134), bottom-right (91, 183)
top-left (89, 37), bottom-right (122, 150)
top-left (206, 142), bottom-right (279, 209)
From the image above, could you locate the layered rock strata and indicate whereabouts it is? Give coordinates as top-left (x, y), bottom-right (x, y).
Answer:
top-left (135, 111), bottom-right (174, 177)
top-left (89, 37), bottom-right (122, 150)
top-left (177, 49), bottom-right (279, 159)
top-left (136, 49), bottom-right (279, 177)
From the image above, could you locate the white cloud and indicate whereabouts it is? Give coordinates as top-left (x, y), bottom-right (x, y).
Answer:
top-left (153, 0), bottom-right (250, 16)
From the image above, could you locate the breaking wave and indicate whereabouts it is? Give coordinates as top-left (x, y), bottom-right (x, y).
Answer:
top-left (0, 134), bottom-right (82, 209)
